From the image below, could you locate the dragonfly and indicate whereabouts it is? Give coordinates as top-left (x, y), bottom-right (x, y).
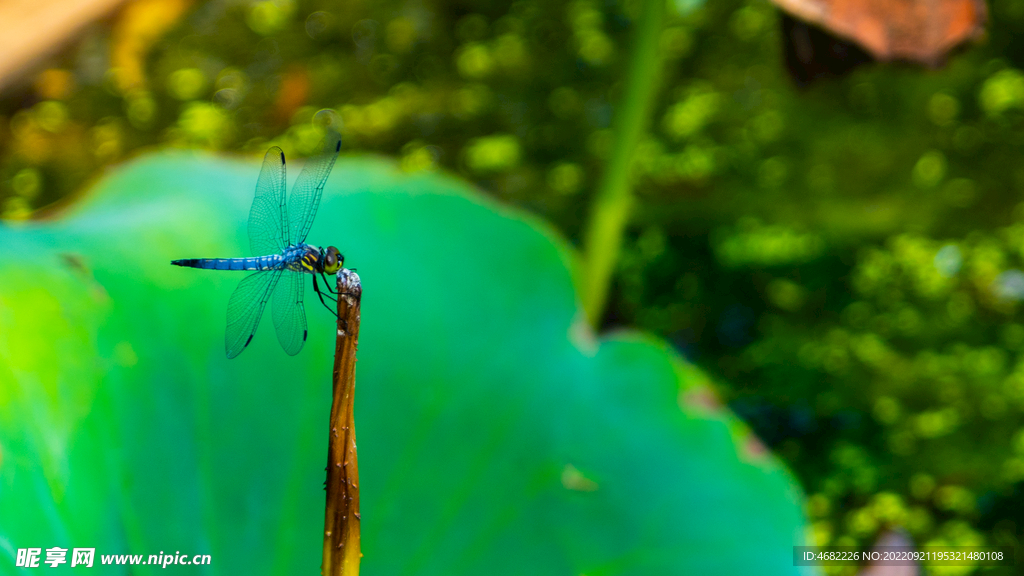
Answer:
top-left (172, 133), bottom-right (344, 358)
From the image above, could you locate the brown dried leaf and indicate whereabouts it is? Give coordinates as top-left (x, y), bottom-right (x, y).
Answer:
top-left (772, 0), bottom-right (987, 64)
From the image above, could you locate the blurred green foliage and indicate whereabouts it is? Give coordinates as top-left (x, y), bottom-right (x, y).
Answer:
top-left (0, 155), bottom-right (805, 574)
top-left (4, 0), bottom-right (1024, 570)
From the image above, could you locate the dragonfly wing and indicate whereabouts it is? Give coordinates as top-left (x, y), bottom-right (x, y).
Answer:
top-left (248, 146), bottom-right (289, 256)
top-left (225, 270), bottom-right (281, 359)
top-left (272, 270), bottom-right (307, 356)
top-left (289, 131), bottom-right (342, 244)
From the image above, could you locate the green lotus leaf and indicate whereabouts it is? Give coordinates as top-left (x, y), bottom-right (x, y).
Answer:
top-left (0, 152), bottom-right (808, 574)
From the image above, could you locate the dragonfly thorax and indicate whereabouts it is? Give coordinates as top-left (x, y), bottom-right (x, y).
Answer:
top-left (283, 244), bottom-right (343, 274)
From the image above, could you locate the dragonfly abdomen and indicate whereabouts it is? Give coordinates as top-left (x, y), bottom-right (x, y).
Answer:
top-left (171, 255), bottom-right (284, 271)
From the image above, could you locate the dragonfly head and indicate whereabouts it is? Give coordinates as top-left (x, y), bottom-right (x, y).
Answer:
top-left (322, 246), bottom-right (344, 274)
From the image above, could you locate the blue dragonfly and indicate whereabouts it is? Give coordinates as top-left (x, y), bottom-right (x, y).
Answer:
top-left (172, 133), bottom-right (344, 358)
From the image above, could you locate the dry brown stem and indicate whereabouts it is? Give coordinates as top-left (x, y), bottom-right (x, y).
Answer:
top-left (321, 269), bottom-right (362, 576)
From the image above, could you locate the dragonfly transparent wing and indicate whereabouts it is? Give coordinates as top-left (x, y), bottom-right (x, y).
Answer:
top-left (225, 270), bottom-right (282, 358)
top-left (248, 146), bottom-right (289, 256)
top-left (271, 270), bottom-right (307, 356)
top-left (289, 131), bottom-right (342, 244)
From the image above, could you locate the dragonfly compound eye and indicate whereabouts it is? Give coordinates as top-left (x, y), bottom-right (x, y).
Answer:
top-left (324, 246), bottom-right (343, 273)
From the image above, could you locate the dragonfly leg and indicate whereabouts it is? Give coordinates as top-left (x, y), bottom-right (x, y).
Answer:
top-left (312, 274), bottom-right (340, 319)
top-left (320, 271), bottom-right (340, 294)
top-left (313, 273), bottom-right (338, 302)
